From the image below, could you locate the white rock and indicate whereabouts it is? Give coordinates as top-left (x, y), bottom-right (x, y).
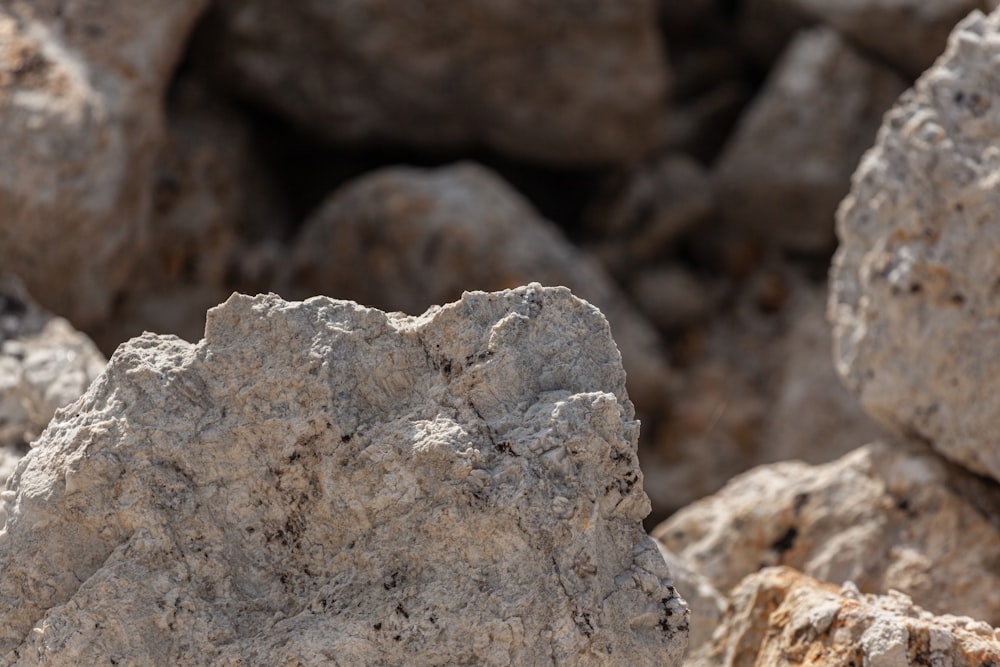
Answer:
top-left (0, 285), bottom-right (687, 665)
top-left (830, 8), bottom-right (1000, 482)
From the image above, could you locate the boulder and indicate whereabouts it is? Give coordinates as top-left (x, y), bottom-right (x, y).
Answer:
top-left (654, 440), bottom-right (1000, 626)
top-left (200, 1), bottom-right (668, 165)
top-left (288, 162), bottom-right (672, 419)
top-left (830, 8), bottom-right (1000, 482)
top-left (714, 27), bottom-right (907, 252)
top-left (687, 567), bottom-right (1000, 667)
top-left (0, 285), bottom-right (688, 665)
top-left (0, 0), bottom-right (208, 327)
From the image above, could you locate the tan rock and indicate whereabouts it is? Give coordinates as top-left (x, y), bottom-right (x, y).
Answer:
top-left (687, 567), bottom-right (1000, 667)
top-left (287, 162), bottom-right (672, 419)
top-left (0, 0), bottom-right (208, 327)
top-left (830, 8), bottom-right (1000, 482)
top-left (201, 1), bottom-right (668, 165)
top-left (654, 440), bottom-right (1000, 626)
top-left (715, 27), bottom-right (907, 252)
top-left (0, 285), bottom-right (688, 665)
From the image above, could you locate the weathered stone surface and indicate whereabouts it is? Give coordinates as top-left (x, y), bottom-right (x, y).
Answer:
top-left (288, 162), bottom-right (672, 418)
top-left (0, 0), bottom-right (208, 327)
top-left (655, 543), bottom-right (725, 654)
top-left (790, 0), bottom-right (993, 75)
top-left (0, 285), bottom-right (688, 665)
top-left (714, 27), bottom-right (907, 252)
top-left (687, 567), bottom-right (1000, 667)
top-left (200, 1), bottom-right (668, 165)
top-left (654, 440), bottom-right (1000, 626)
top-left (830, 8), bottom-right (1000, 483)
top-left (0, 277), bottom-right (105, 455)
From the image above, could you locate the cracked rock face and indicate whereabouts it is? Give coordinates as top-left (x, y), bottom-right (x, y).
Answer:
top-left (0, 285), bottom-right (687, 665)
top-left (830, 8), bottom-right (1000, 483)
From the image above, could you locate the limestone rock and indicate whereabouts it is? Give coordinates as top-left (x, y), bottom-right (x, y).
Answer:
top-left (0, 0), bottom-right (208, 327)
top-left (0, 277), bottom-right (105, 457)
top-left (654, 440), bottom-right (1000, 626)
top-left (687, 567), bottom-right (1000, 667)
top-left (199, 1), bottom-right (668, 165)
top-left (655, 544), bottom-right (725, 654)
top-left (714, 27), bottom-right (907, 252)
top-left (790, 0), bottom-right (993, 75)
top-left (288, 162), bottom-right (671, 419)
top-left (830, 8), bottom-right (1000, 482)
top-left (0, 285), bottom-right (688, 665)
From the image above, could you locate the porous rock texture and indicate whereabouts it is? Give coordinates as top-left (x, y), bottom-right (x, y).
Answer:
top-left (830, 8), bottom-right (1000, 483)
top-left (288, 162), bottom-right (672, 419)
top-left (0, 285), bottom-right (688, 665)
top-left (686, 567), bottom-right (1000, 667)
top-left (0, 0), bottom-right (208, 328)
top-left (654, 440), bottom-right (1000, 626)
top-left (0, 277), bottom-right (105, 458)
top-left (200, 1), bottom-right (667, 165)
top-left (714, 26), bottom-right (907, 252)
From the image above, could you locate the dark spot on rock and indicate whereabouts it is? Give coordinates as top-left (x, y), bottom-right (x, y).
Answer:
top-left (770, 526), bottom-right (798, 555)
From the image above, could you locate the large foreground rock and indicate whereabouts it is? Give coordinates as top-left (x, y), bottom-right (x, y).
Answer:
top-left (0, 0), bottom-right (207, 327)
top-left (0, 285), bottom-right (687, 665)
top-left (200, 1), bottom-right (667, 165)
top-left (653, 440), bottom-right (1000, 626)
top-left (288, 163), bottom-right (672, 419)
top-left (830, 8), bottom-right (1000, 482)
top-left (687, 567), bottom-right (1000, 666)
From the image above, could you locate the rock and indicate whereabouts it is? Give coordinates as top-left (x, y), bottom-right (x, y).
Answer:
top-left (0, 0), bottom-right (208, 327)
top-left (789, 0), bottom-right (993, 76)
top-left (0, 285), bottom-right (688, 665)
top-left (655, 543), bottom-right (725, 654)
top-left (830, 8), bottom-right (1000, 483)
top-left (646, 273), bottom-right (879, 515)
top-left (87, 75), bottom-right (288, 354)
top-left (0, 277), bottom-right (105, 457)
top-left (585, 153), bottom-right (714, 279)
top-left (687, 567), bottom-right (1000, 667)
top-left (714, 27), bottom-right (907, 252)
top-left (654, 440), bottom-right (1000, 626)
top-left (199, 1), bottom-right (668, 165)
top-left (628, 265), bottom-right (722, 332)
top-left (288, 162), bottom-right (672, 419)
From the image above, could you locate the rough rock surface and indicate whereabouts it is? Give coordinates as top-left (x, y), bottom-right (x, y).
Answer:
top-left (830, 8), bottom-right (1000, 483)
top-left (0, 0), bottom-right (208, 327)
top-left (288, 163), bottom-right (672, 419)
top-left (200, 1), bottom-right (668, 165)
top-left (0, 277), bottom-right (105, 454)
top-left (789, 0), bottom-right (994, 75)
top-left (687, 567), bottom-right (1000, 667)
top-left (655, 544), bottom-right (725, 654)
top-left (0, 285), bottom-right (688, 665)
top-left (714, 27), bottom-right (907, 252)
top-left (654, 440), bottom-right (1000, 626)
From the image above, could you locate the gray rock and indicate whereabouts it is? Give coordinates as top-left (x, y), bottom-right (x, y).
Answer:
top-left (687, 567), bottom-right (1000, 667)
top-left (654, 440), bottom-right (1000, 626)
top-left (714, 27), bottom-right (907, 252)
top-left (288, 162), bottom-right (672, 420)
top-left (0, 277), bottom-right (105, 456)
top-left (789, 0), bottom-right (994, 76)
top-left (0, 0), bottom-right (208, 327)
top-left (830, 8), bottom-right (1000, 482)
top-left (0, 285), bottom-right (688, 665)
top-left (201, 1), bottom-right (668, 165)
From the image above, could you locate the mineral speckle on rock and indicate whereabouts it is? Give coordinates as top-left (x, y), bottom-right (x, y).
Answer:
top-left (0, 285), bottom-right (687, 666)
top-left (830, 7), bottom-right (1000, 483)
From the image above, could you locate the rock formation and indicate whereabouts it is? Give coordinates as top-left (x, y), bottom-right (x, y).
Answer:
top-left (830, 8), bottom-right (1000, 483)
top-left (0, 285), bottom-right (687, 665)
